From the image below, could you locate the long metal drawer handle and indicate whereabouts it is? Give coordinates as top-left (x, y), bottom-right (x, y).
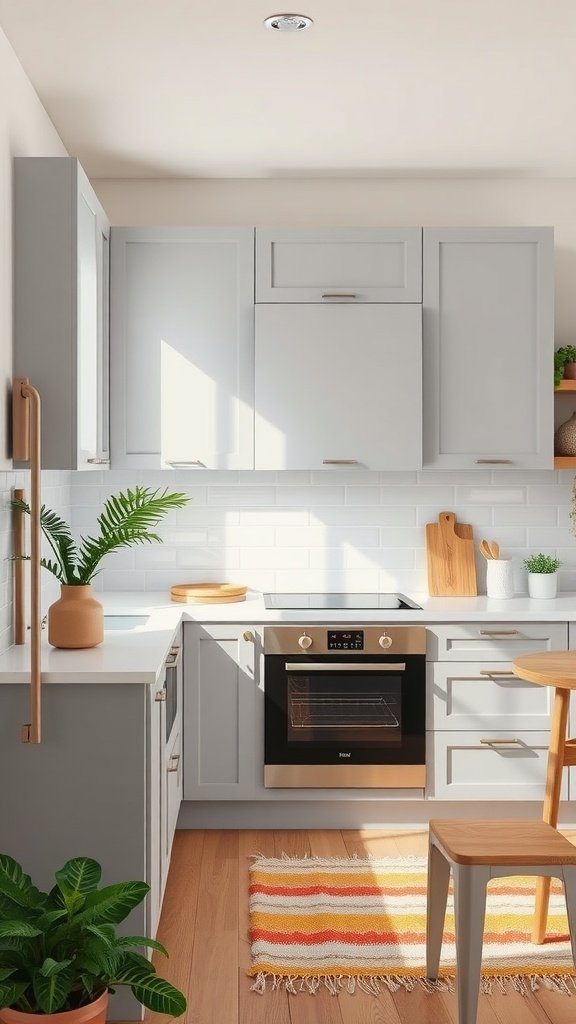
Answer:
top-left (87, 457), bottom-right (110, 465)
top-left (475, 459), bottom-right (513, 464)
top-left (480, 737), bottom-right (521, 746)
top-left (322, 459), bottom-right (360, 465)
top-left (165, 459), bottom-right (206, 468)
top-left (479, 630), bottom-right (520, 637)
top-left (479, 670), bottom-right (517, 678)
top-left (285, 662), bottom-right (406, 672)
top-left (321, 293), bottom-right (357, 299)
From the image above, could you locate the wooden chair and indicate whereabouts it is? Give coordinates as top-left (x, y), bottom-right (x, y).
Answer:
top-left (426, 819), bottom-right (576, 1024)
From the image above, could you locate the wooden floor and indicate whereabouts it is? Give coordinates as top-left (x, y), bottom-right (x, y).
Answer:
top-left (144, 828), bottom-right (576, 1024)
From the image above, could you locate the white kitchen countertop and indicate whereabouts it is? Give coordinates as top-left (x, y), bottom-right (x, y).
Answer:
top-left (0, 590), bottom-right (575, 684)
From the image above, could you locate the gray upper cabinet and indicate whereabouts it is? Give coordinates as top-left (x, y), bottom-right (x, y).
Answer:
top-left (255, 303), bottom-right (422, 470)
top-left (14, 158), bottom-right (110, 470)
top-left (256, 228), bottom-right (422, 303)
top-left (423, 227), bottom-right (554, 469)
top-left (110, 227), bottom-right (254, 469)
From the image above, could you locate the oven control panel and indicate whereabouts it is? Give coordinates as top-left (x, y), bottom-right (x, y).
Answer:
top-left (327, 629), bottom-right (364, 650)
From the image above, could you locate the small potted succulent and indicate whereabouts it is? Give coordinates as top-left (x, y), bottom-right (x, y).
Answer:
top-left (0, 853), bottom-right (186, 1024)
top-left (554, 345), bottom-right (576, 386)
top-left (523, 553), bottom-right (562, 599)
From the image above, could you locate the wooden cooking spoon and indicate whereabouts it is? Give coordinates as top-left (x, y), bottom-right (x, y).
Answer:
top-left (480, 539), bottom-right (494, 559)
top-left (488, 541), bottom-right (500, 559)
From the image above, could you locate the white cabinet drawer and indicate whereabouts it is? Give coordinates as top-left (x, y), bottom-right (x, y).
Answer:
top-left (428, 731), bottom-right (568, 801)
top-left (255, 228), bottom-right (422, 303)
top-left (427, 623), bottom-right (568, 662)
top-left (427, 662), bottom-right (554, 731)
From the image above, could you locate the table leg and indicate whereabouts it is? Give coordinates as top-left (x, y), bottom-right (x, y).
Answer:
top-left (532, 686), bottom-right (570, 944)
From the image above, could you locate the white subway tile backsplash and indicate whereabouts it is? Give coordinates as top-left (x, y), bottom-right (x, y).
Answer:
top-left (278, 486), bottom-right (345, 506)
top-left (493, 506), bottom-right (558, 526)
top-left (63, 468), bottom-right (576, 598)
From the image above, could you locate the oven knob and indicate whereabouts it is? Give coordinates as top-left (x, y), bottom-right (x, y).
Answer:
top-left (379, 634), bottom-right (393, 649)
top-left (298, 633), bottom-right (313, 650)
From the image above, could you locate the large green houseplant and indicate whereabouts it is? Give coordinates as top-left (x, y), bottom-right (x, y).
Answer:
top-left (0, 854), bottom-right (186, 1024)
top-left (13, 486), bottom-right (188, 648)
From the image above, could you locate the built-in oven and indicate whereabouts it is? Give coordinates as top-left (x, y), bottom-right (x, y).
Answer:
top-left (263, 625), bottom-right (426, 788)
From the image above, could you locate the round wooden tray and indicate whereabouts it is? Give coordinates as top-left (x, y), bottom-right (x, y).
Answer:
top-left (170, 583), bottom-right (247, 604)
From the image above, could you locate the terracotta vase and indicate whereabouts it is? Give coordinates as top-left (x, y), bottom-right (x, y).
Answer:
top-left (563, 361), bottom-right (576, 379)
top-left (48, 584), bottom-right (104, 649)
top-left (0, 992), bottom-right (108, 1024)
top-left (554, 411), bottom-right (576, 455)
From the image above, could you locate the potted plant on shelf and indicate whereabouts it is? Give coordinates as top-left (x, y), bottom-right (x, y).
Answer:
top-left (554, 345), bottom-right (576, 386)
top-left (13, 487), bottom-right (188, 649)
top-left (0, 853), bottom-right (186, 1024)
top-left (523, 553), bottom-right (562, 599)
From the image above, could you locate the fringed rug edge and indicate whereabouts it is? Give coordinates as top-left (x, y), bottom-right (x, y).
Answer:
top-left (248, 969), bottom-right (576, 997)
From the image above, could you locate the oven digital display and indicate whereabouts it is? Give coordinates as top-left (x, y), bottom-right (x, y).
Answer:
top-left (327, 630), bottom-right (364, 650)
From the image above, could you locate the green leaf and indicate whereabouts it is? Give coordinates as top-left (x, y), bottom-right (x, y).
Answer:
top-left (39, 958), bottom-right (73, 978)
top-left (61, 882), bottom-right (149, 929)
top-left (85, 923), bottom-right (116, 945)
top-left (34, 908), bottom-right (68, 930)
top-left (0, 922), bottom-right (42, 938)
top-left (0, 969), bottom-right (17, 982)
top-left (0, 856), bottom-right (43, 909)
top-left (115, 935), bottom-right (168, 956)
top-left (55, 857), bottom-right (101, 914)
top-left (110, 961), bottom-right (186, 1016)
top-left (33, 965), bottom-right (75, 1013)
top-left (0, 981), bottom-right (29, 1011)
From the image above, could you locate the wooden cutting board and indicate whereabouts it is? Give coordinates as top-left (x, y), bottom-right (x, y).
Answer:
top-left (170, 583), bottom-right (247, 604)
top-left (425, 511), bottom-right (477, 596)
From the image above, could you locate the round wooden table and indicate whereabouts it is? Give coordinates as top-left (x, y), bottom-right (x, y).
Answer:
top-left (513, 651), bottom-right (576, 943)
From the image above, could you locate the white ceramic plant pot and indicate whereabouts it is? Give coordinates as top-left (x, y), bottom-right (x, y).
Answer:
top-left (527, 572), bottom-right (558, 599)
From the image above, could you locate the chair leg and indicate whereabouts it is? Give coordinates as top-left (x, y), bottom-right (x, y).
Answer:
top-left (561, 866), bottom-right (576, 969)
top-left (453, 864), bottom-right (489, 1024)
top-left (533, 876), bottom-right (551, 944)
top-left (426, 840), bottom-right (451, 980)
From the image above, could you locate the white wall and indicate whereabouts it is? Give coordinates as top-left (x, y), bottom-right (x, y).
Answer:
top-left (0, 28), bottom-right (70, 651)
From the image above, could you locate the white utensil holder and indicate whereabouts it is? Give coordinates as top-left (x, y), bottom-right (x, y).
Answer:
top-left (486, 558), bottom-right (514, 599)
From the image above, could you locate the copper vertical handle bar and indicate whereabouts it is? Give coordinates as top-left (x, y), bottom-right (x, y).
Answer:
top-left (13, 488), bottom-right (25, 645)
top-left (13, 379), bottom-right (42, 744)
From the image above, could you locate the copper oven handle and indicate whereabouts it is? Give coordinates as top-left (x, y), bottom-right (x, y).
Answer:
top-left (285, 663), bottom-right (406, 672)
top-left (13, 378), bottom-right (42, 744)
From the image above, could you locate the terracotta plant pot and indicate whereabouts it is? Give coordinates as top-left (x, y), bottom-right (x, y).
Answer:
top-left (563, 361), bottom-right (576, 379)
top-left (48, 584), bottom-right (104, 649)
top-left (0, 992), bottom-right (108, 1024)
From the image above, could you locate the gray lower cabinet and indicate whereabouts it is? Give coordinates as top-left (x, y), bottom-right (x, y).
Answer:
top-left (0, 677), bottom-right (172, 1021)
top-left (426, 621), bottom-right (571, 801)
top-left (183, 624), bottom-right (262, 799)
top-left (423, 226), bottom-right (554, 469)
top-left (14, 157), bottom-right (110, 470)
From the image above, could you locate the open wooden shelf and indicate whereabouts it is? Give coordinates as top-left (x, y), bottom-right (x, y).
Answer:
top-left (554, 382), bottom-right (576, 466)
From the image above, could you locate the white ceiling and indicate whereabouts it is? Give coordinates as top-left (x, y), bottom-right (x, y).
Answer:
top-left (0, 0), bottom-right (574, 179)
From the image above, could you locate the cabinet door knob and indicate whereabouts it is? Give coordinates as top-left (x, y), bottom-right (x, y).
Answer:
top-left (243, 630), bottom-right (255, 643)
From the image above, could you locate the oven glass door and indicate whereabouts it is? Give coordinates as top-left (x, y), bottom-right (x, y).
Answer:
top-left (265, 653), bottom-right (425, 766)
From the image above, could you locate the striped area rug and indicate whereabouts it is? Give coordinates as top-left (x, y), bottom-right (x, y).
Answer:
top-left (248, 855), bottom-right (576, 995)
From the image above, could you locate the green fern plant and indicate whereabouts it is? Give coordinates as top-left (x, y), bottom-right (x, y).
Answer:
top-left (0, 853), bottom-right (186, 1015)
top-left (12, 487), bottom-right (188, 585)
top-left (523, 552), bottom-right (561, 574)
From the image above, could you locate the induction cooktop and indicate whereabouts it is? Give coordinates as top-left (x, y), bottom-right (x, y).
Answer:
top-left (263, 592), bottom-right (422, 610)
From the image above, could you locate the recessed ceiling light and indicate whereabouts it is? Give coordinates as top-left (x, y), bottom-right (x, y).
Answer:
top-left (263, 13), bottom-right (313, 32)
